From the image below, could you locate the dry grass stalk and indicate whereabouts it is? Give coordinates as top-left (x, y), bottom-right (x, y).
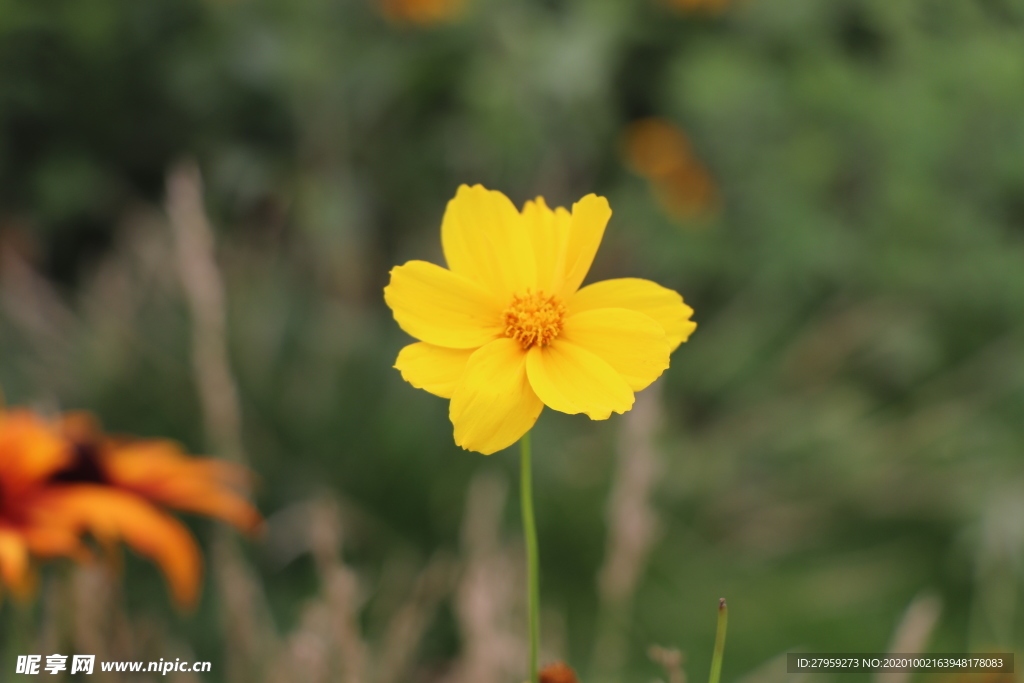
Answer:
top-left (0, 245), bottom-right (78, 391)
top-left (165, 159), bottom-right (245, 465)
top-left (167, 159), bottom-right (279, 683)
top-left (269, 601), bottom-right (334, 683)
top-left (71, 564), bottom-right (120, 683)
top-left (876, 594), bottom-right (942, 683)
top-left (592, 381), bottom-right (664, 679)
top-left (376, 552), bottom-right (456, 683)
top-left (0, 245), bottom-right (77, 346)
top-left (648, 645), bottom-right (686, 683)
top-left (213, 534), bottom-right (282, 683)
top-left (446, 472), bottom-right (525, 683)
top-left (308, 497), bottom-right (370, 683)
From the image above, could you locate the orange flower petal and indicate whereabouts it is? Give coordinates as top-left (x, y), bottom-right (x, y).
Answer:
top-left (0, 527), bottom-right (30, 595)
top-left (31, 486), bottom-right (202, 608)
top-left (0, 411), bottom-right (71, 496)
top-left (104, 442), bottom-right (261, 533)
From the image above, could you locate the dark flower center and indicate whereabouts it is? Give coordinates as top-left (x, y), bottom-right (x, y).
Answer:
top-left (50, 442), bottom-right (108, 484)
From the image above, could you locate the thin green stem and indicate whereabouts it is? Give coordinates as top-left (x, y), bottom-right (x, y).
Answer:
top-left (520, 431), bottom-right (541, 683)
top-left (709, 598), bottom-right (729, 683)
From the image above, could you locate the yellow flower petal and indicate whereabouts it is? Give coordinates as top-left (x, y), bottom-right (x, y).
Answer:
top-left (525, 340), bottom-right (634, 419)
top-left (449, 339), bottom-right (543, 455)
top-left (395, 342), bottom-right (475, 398)
top-left (569, 278), bottom-right (697, 350)
top-left (522, 197), bottom-right (571, 294)
top-left (561, 308), bottom-right (671, 391)
top-left (441, 184), bottom-right (536, 297)
top-left (559, 194), bottom-right (612, 298)
top-left (384, 260), bottom-right (503, 348)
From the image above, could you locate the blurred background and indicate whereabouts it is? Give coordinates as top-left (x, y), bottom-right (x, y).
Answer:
top-left (3, 0), bottom-right (1024, 681)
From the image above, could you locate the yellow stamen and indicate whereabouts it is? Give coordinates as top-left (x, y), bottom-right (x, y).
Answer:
top-left (503, 291), bottom-right (566, 349)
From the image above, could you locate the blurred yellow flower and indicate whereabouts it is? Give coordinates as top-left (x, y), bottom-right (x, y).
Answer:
top-left (379, 0), bottom-right (466, 25)
top-left (623, 117), bottom-right (718, 220)
top-left (384, 184), bottom-right (696, 455)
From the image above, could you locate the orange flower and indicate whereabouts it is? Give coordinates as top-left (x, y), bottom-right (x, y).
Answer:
top-left (41, 412), bottom-right (261, 607)
top-left (540, 662), bottom-right (580, 683)
top-left (0, 407), bottom-right (260, 608)
top-left (663, 0), bottom-right (729, 14)
top-left (623, 117), bottom-right (718, 220)
top-left (56, 413), bottom-right (261, 533)
top-left (379, 0), bottom-right (466, 25)
top-left (0, 411), bottom-right (86, 600)
top-left (29, 485), bottom-right (203, 607)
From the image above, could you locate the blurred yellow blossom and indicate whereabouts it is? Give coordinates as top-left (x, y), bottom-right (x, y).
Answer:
top-left (384, 184), bottom-right (696, 455)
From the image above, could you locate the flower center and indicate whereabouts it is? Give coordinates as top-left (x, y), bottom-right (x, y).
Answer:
top-left (503, 291), bottom-right (566, 349)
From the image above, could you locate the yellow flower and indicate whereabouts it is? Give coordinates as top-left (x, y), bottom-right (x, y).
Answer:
top-left (384, 184), bottom-right (696, 455)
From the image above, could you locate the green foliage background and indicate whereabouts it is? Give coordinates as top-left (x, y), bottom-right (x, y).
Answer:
top-left (3, 0), bottom-right (1024, 680)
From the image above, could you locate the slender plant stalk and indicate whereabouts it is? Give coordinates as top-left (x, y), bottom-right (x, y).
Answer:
top-left (520, 431), bottom-right (541, 683)
top-left (709, 598), bottom-right (729, 683)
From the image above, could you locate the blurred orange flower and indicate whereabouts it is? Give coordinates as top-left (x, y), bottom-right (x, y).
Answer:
top-left (379, 0), bottom-right (466, 25)
top-left (56, 413), bottom-right (261, 533)
top-left (540, 661), bottom-right (580, 683)
top-left (44, 412), bottom-right (261, 607)
top-left (623, 117), bottom-right (719, 220)
top-left (0, 406), bottom-right (260, 608)
top-left (0, 410), bottom-right (86, 600)
top-left (663, 0), bottom-right (730, 14)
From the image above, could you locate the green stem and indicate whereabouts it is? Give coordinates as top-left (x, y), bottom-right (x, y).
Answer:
top-left (709, 598), bottom-right (728, 683)
top-left (520, 431), bottom-right (541, 683)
